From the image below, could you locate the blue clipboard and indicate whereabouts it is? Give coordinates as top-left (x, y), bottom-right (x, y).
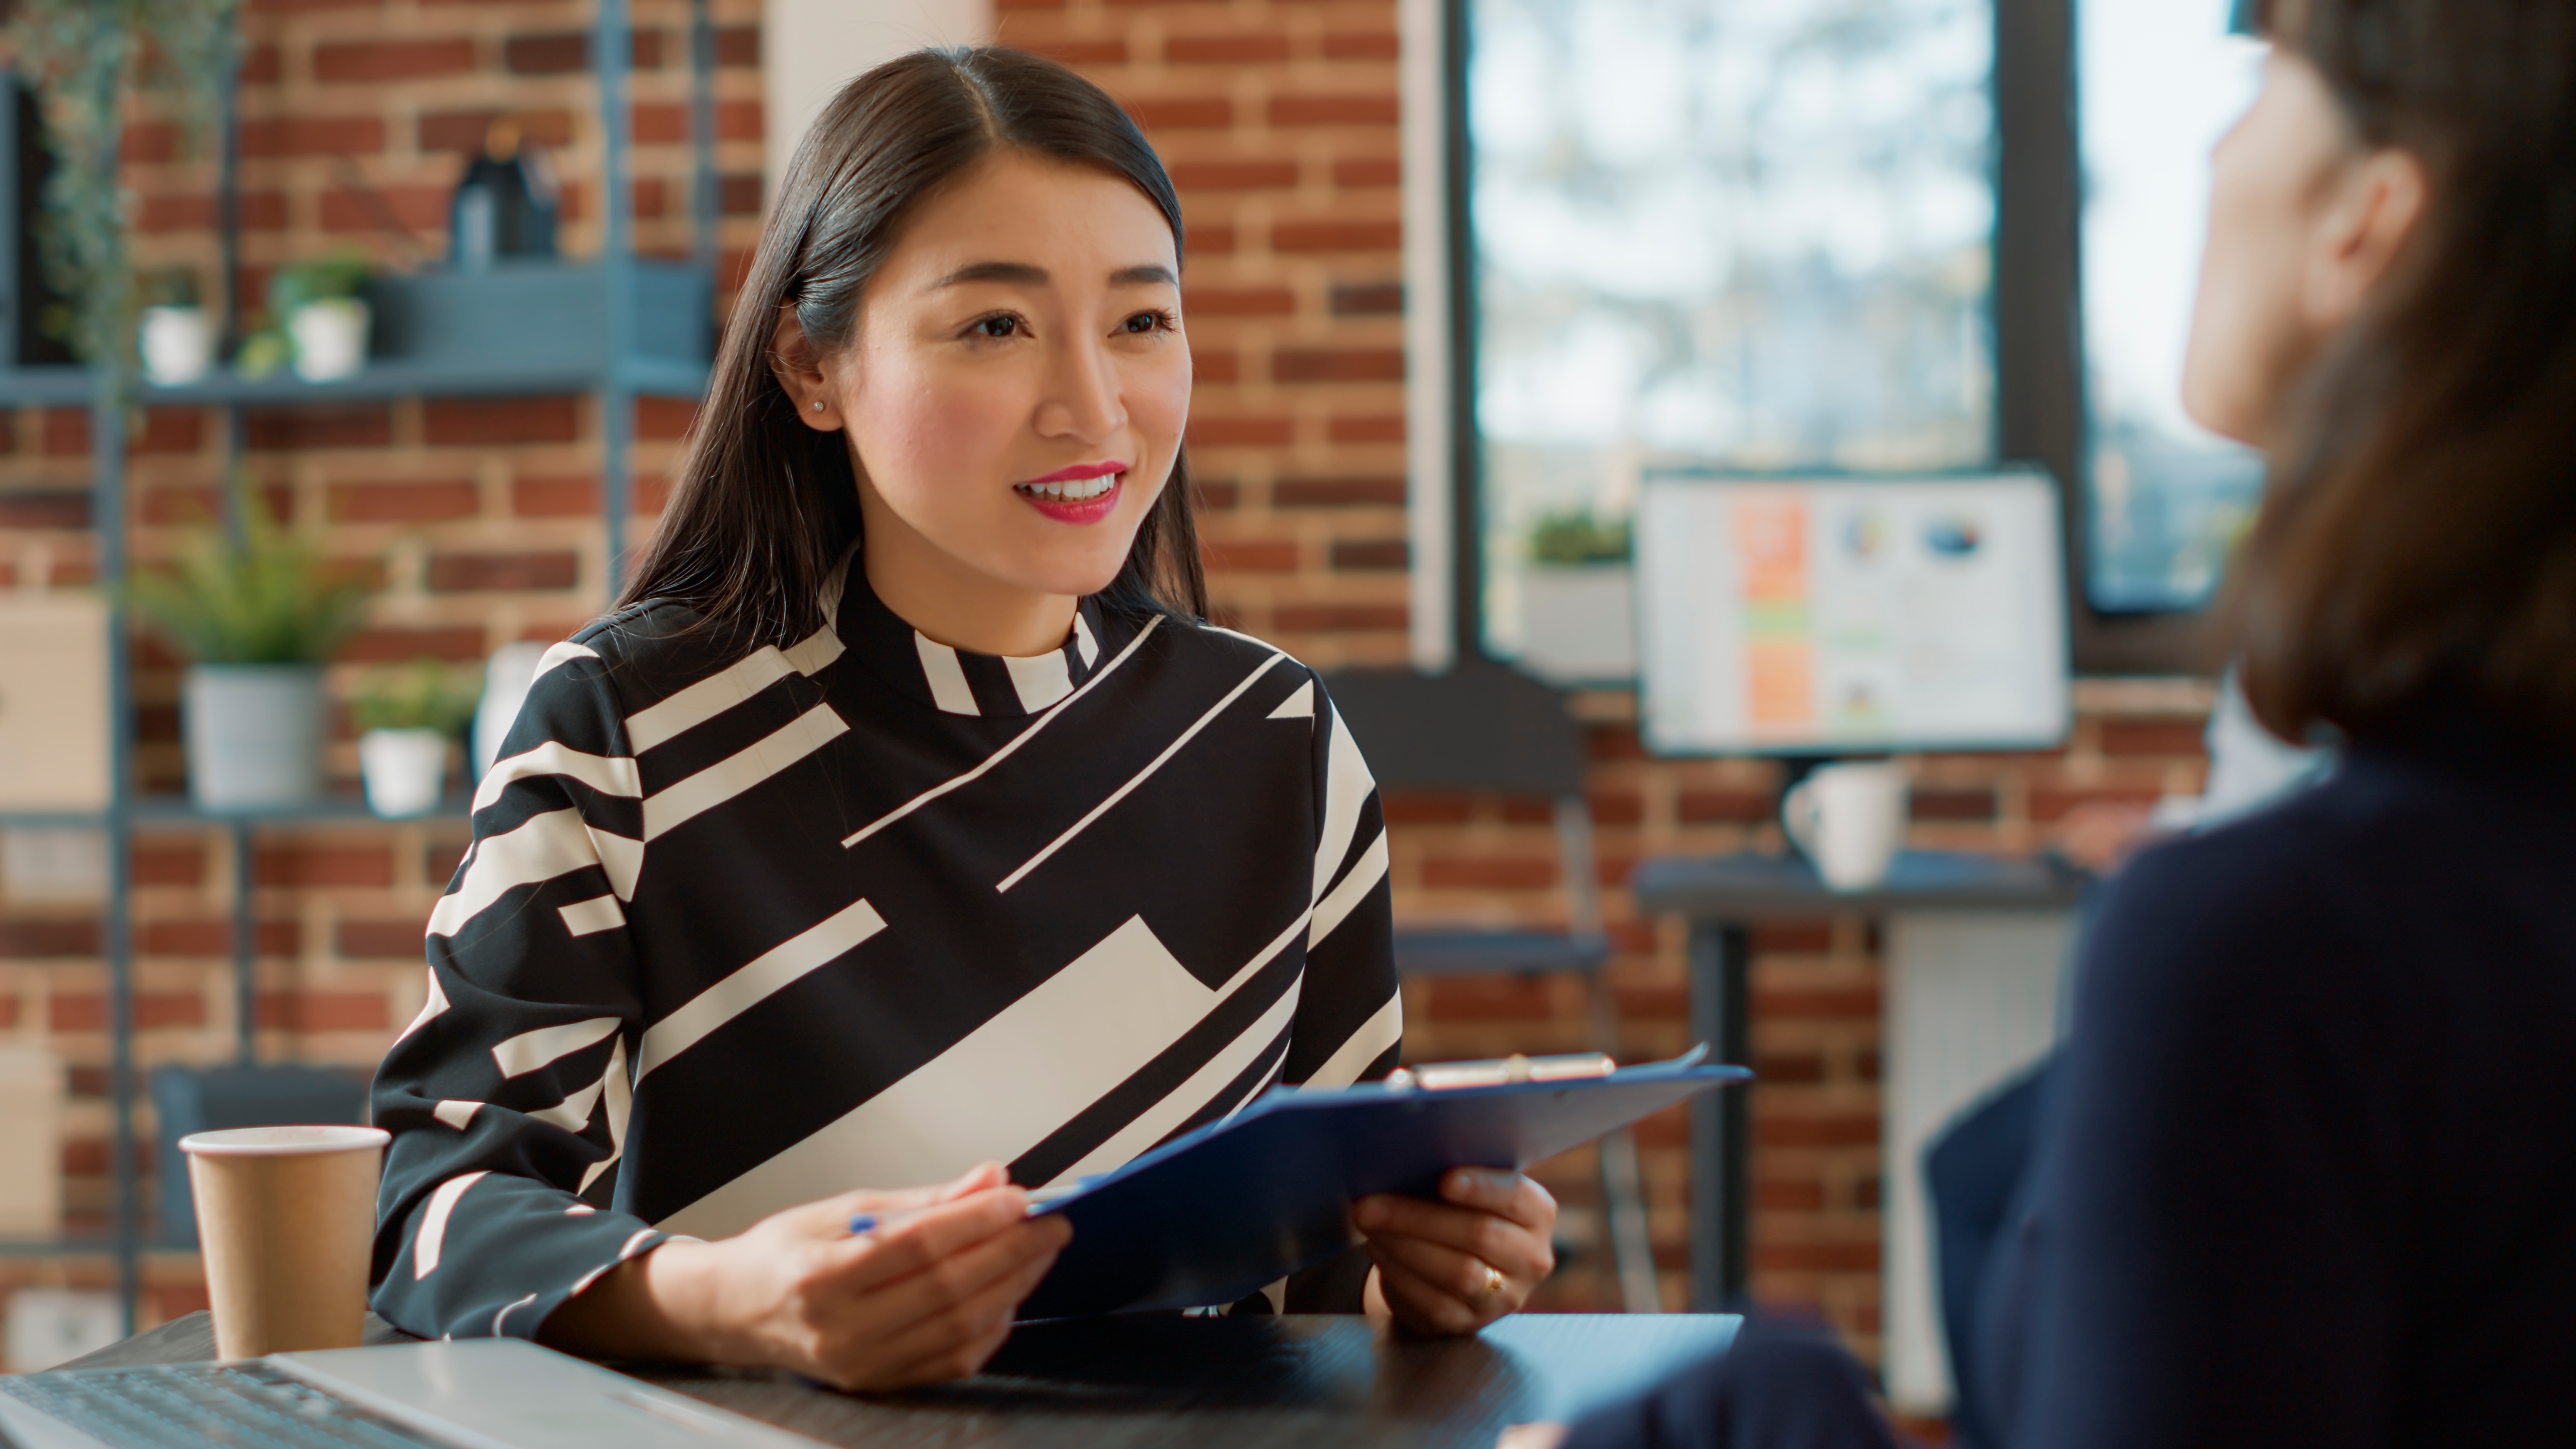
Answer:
top-left (1021, 1046), bottom-right (1750, 1319)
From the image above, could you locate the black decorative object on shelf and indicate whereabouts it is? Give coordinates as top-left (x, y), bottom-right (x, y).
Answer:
top-left (448, 120), bottom-right (559, 270)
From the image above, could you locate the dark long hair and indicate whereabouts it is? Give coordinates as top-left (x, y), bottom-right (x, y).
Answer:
top-left (618, 47), bottom-right (1208, 652)
top-left (2229, 0), bottom-right (2576, 745)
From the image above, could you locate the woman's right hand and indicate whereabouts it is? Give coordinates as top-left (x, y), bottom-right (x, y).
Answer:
top-left (545, 1162), bottom-right (1071, 1390)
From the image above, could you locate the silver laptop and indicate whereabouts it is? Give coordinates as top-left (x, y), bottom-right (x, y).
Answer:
top-left (0, 1339), bottom-right (823, 1448)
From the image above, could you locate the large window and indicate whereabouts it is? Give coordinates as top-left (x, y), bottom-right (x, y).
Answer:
top-left (1469, 0), bottom-right (1994, 682)
top-left (1448, 0), bottom-right (2267, 678)
top-left (2078, 0), bottom-right (2265, 611)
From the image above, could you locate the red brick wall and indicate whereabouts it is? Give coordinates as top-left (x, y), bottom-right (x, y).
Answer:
top-left (994, 0), bottom-right (1416, 656)
top-left (0, 0), bottom-right (2219, 1365)
top-left (0, 0), bottom-right (767, 1331)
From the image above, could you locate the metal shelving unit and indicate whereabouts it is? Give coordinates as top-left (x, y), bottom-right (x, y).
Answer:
top-left (0, 0), bottom-right (719, 1330)
top-left (0, 353), bottom-right (717, 406)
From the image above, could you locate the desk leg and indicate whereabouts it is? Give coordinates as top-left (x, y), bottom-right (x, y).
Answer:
top-left (1688, 922), bottom-right (1750, 1309)
top-left (233, 819), bottom-right (256, 1067)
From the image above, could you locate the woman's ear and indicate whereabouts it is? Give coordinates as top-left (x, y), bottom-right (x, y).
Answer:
top-left (770, 305), bottom-right (843, 431)
top-left (2304, 148), bottom-right (2431, 331)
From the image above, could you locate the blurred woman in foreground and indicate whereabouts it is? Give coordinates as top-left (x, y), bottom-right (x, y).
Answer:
top-left (1545, 0), bottom-right (2576, 1443)
top-left (1994, 0), bottom-right (2576, 1440)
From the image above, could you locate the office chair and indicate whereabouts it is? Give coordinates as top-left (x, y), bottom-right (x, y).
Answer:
top-left (1322, 660), bottom-right (1661, 1312)
top-left (150, 1063), bottom-right (370, 1244)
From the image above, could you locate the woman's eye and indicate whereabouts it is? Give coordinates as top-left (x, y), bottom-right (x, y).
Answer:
top-left (972, 314), bottom-right (1022, 339)
top-left (1122, 310), bottom-right (1177, 335)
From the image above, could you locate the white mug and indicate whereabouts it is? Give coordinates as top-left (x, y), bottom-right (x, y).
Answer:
top-left (1782, 762), bottom-right (1909, 891)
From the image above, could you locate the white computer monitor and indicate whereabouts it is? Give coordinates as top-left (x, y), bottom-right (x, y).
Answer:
top-left (1634, 469), bottom-right (2071, 756)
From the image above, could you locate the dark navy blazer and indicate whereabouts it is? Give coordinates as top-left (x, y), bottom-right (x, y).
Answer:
top-left (1568, 712), bottom-right (2576, 1448)
top-left (1987, 712), bottom-right (2576, 1446)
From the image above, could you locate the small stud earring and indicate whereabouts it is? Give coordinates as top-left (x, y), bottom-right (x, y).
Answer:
top-left (811, 399), bottom-right (824, 412)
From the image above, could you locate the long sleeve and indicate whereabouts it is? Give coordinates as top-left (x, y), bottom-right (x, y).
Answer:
top-left (1271, 672), bottom-right (1401, 1313)
top-left (1282, 672), bottom-right (1402, 1091)
top-left (369, 589), bottom-right (1425, 1332)
top-left (369, 637), bottom-right (674, 1342)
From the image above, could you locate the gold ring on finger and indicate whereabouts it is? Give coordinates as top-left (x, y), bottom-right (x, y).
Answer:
top-left (1477, 1263), bottom-right (1506, 1302)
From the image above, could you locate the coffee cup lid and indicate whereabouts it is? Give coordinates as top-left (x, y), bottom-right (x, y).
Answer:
top-left (178, 1125), bottom-right (390, 1157)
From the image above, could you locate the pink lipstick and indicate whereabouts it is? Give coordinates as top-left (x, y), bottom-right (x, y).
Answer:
top-left (1013, 461), bottom-right (1128, 525)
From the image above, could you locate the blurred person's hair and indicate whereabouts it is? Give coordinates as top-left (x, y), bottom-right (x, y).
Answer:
top-left (617, 48), bottom-right (1206, 654)
top-left (2229, 0), bottom-right (2576, 745)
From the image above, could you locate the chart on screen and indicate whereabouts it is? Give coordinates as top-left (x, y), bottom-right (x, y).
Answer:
top-left (1635, 470), bottom-right (2070, 756)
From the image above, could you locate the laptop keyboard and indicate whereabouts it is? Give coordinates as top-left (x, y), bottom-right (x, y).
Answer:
top-left (0, 1361), bottom-right (455, 1448)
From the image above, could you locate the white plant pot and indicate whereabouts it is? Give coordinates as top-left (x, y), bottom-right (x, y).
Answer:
top-left (1517, 564), bottom-right (1638, 683)
top-left (183, 665), bottom-right (328, 811)
top-left (138, 306), bottom-right (214, 387)
top-left (288, 298), bottom-right (371, 383)
top-left (359, 728), bottom-right (450, 819)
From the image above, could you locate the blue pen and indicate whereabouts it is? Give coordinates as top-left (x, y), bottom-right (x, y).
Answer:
top-left (847, 1206), bottom-right (930, 1238)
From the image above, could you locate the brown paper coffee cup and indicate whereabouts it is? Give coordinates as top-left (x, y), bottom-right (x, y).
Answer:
top-left (179, 1124), bottom-right (390, 1359)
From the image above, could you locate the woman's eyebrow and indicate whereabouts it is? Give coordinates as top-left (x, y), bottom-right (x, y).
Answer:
top-left (929, 262), bottom-right (1175, 290)
top-left (932, 261), bottom-right (1049, 289)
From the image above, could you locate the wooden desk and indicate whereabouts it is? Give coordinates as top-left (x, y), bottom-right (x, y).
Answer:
top-left (56, 1310), bottom-right (1740, 1448)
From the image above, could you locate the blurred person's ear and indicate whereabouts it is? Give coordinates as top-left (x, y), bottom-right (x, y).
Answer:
top-left (2302, 146), bottom-right (2431, 335)
top-left (2183, 49), bottom-right (2428, 449)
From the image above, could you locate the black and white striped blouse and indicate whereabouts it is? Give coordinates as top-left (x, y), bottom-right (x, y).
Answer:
top-left (367, 554), bottom-right (1401, 1342)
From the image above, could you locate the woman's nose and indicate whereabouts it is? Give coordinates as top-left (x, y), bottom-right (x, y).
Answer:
top-left (1035, 335), bottom-right (1127, 444)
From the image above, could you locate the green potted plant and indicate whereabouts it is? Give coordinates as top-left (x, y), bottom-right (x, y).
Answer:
top-left (237, 253), bottom-right (375, 382)
top-left (129, 479), bottom-right (371, 810)
top-left (350, 661), bottom-right (479, 818)
top-left (274, 253), bottom-right (372, 382)
top-left (1519, 507), bottom-right (1637, 681)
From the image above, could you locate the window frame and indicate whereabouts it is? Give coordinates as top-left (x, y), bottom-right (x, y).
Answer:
top-left (1410, 0), bottom-right (2216, 680)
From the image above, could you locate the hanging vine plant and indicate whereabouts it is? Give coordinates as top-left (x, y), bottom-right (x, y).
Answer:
top-left (3, 0), bottom-right (243, 375)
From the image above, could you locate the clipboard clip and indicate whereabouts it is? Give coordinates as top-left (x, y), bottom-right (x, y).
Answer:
top-left (1381, 1041), bottom-right (1714, 1091)
top-left (1385, 1052), bottom-right (1614, 1091)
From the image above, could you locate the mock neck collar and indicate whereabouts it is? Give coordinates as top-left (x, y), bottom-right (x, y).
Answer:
top-left (831, 553), bottom-right (1111, 718)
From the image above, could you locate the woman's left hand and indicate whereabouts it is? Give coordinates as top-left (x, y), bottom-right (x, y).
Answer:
top-left (1354, 1168), bottom-right (1557, 1335)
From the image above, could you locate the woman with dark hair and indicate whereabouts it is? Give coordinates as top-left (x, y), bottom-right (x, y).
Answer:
top-left (367, 47), bottom-right (1557, 1389)
top-left (1995, 0), bottom-right (2576, 1440)
top-left (1518, 0), bottom-right (2576, 1444)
